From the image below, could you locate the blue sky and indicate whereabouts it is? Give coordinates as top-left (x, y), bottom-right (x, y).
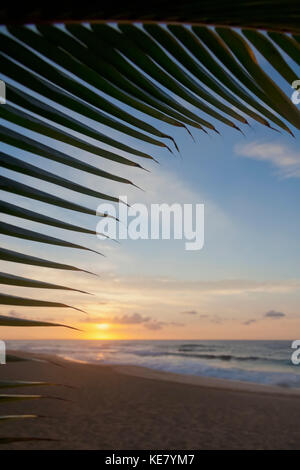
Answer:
top-left (1, 24), bottom-right (300, 339)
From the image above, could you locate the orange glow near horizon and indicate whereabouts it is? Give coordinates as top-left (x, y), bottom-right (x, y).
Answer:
top-left (96, 323), bottom-right (110, 330)
top-left (83, 323), bottom-right (122, 340)
top-left (1, 317), bottom-right (300, 341)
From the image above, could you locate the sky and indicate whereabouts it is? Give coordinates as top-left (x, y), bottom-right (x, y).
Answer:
top-left (1, 24), bottom-right (300, 340)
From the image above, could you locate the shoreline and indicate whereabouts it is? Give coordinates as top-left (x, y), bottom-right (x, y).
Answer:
top-left (113, 364), bottom-right (300, 397)
top-left (1, 350), bottom-right (300, 449)
top-left (9, 349), bottom-right (300, 397)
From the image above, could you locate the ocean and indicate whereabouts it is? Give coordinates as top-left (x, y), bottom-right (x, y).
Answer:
top-left (6, 339), bottom-right (300, 388)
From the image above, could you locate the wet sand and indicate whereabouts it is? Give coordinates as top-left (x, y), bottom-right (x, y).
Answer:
top-left (1, 351), bottom-right (300, 449)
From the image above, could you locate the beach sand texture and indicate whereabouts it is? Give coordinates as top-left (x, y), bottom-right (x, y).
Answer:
top-left (1, 352), bottom-right (300, 450)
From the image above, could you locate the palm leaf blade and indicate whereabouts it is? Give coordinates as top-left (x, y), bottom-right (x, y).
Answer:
top-left (0, 314), bottom-right (79, 329)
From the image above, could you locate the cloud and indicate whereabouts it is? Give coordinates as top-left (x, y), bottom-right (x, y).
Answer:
top-left (85, 276), bottom-right (300, 297)
top-left (85, 313), bottom-right (150, 324)
top-left (210, 316), bottom-right (225, 324)
top-left (243, 319), bottom-right (257, 325)
top-left (235, 141), bottom-right (300, 178)
top-left (111, 313), bottom-right (151, 324)
top-left (143, 320), bottom-right (184, 330)
top-left (143, 321), bottom-right (166, 330)
top-left (181, 312), bottom-right (226, 323)
top-left (264, 310), bottom-right (286, 319)
top-left (83, 313), bottom-right (184, 331)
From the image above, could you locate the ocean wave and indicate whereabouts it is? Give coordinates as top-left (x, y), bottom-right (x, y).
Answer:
top-left (6, 339), bottom-right (300, 388)
top-left (178, 343), bottom-right (215, 351)
top-left (130, 349), bottom-right (287, 364)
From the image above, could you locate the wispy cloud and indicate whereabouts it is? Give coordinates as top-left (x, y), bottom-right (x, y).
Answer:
top-left (264, 310), bottom-right (286, 319)
top-left (181, 310), bottom-right (198, 315)
top-left (143, 320), bottom-right (166, 330)
top-left (83, 312), bottom-right (185, 331)
top-left (210, 315), bottom-right (225, 324)
top-left (235, 141), bottom-right (300, 178)
top-left (89, 276), bottom-right (300, 296)
top-left (243, 319), bottom-right (257, 325)
top-left (84, 313), bottom-right (150, 324)
top-left (144, 320), bottom-right (185, 330)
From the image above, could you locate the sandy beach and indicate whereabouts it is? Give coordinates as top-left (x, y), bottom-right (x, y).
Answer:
top-left (1, 351), bottom-right (300, 450)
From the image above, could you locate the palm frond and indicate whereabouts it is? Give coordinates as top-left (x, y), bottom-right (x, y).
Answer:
top-left (1, 175), bottom-right (116, 215)
top-left (268, 32), bottom-right (300, 65)
top-left (0, 314), bottom-right (81, 329)
top-left (0, 3), bottom-right (299, 445)
top-left (1, 21), bottom-right (298, 290)
top-left (0, 394), bottom-right (44, 403)
top-left (0, 293), bottom-right (86, 313)
top-left (0, 247), bottom-right (96, 275)
top-left (0, 415), bottom-right (39, 420)
top-left (0, 220), bottom-right (104, 255)
top-left (0, 394), bottom-right (68, 402)
top-left (0, 437), bottom-right (56, 444)
top-left (0, 380), bottom-right (53, 388)
top-left (0, 272), bottom-right (91, 294)
top-left (0, 201), bottom-right (97, 236)
top-left (1, 2), bottom-right (299, 33)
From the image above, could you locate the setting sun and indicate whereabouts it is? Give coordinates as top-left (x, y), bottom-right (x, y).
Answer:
top-left (96, 323), bottom-right (110, 330)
